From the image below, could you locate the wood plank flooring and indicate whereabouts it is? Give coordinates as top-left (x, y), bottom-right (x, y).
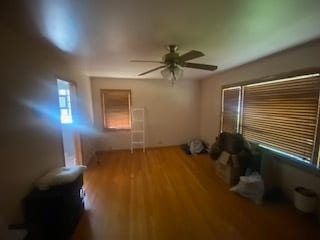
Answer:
top-left (72, 147), bottom-right (319, 240)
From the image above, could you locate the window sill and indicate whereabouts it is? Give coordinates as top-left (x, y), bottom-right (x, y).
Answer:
top-left (258, 146), bottom-right (320, 177)
top-left (103, 128), bottom-right (131, 132)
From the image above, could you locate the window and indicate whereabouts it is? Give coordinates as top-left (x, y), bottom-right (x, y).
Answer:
top-left (57, 80), bottom-right (73, 124)
top-left (221, 72), bottom-right (320, 167)
top-left (221, 87), bottom-right (241, 133)
top-left (101, 89), bottom-right (131, 130)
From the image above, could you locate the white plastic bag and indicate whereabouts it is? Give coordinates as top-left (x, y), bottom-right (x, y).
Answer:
top-left (189, 139), bottom-right (204, 155)
top-left (230, 172), bottom-right (264, 204)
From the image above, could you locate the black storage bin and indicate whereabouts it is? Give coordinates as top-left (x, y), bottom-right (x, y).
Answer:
top-left (24, 175), bottom-right (84, 240)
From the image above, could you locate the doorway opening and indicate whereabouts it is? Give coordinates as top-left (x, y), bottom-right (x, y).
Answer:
top-left (57, 79), bottom-right (83, 167)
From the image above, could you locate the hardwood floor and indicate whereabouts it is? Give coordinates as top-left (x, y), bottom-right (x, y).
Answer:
top-left (72, 147), bottom-right (319, 240)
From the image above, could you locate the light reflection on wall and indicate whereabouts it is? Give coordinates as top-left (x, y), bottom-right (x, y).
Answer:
top-left (39, 1), bottom-right (79, 53)
top-left (21, 98), bottom-right (60, 122)
top-left (21, 97), bottom-right (98, 135)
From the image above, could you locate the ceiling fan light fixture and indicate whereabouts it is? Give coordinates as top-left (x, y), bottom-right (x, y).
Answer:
top-left (160, 67), bottom-right (171, 80)
top-left (173, 65), bottom-right (183, 80)
top-left (161, 66), bottom-right (183, 85)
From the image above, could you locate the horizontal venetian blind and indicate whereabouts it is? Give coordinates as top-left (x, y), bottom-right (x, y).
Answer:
top-left (221, 87), bottom-right (241, 133)
top-left (101, 90), bottom-right (131, 130)
top-left (242, 74), bottom-right (320, 161)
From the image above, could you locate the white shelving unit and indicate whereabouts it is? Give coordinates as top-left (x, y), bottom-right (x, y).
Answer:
top-left (131, 108), bottom-right (145, 153)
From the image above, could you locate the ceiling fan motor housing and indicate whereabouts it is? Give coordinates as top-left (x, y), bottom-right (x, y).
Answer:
top-left (162, 44), bottom-right (180, 66)
top-left (163, 52), bottom-right (180, 66)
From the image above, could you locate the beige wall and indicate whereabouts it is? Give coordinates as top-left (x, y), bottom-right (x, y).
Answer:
top-left (91, 77), bottom-right (200, 151)
top-left (0, 25), bottom-right (93, 222)
top-left (200, 39), bottom-right (320, 214)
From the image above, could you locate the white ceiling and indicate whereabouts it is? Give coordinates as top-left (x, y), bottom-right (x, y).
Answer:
top-left (3, 0), bottom-right (320, 80)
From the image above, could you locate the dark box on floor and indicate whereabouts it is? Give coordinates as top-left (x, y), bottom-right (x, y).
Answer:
top-left (24, 175), bottom-right (84, 240)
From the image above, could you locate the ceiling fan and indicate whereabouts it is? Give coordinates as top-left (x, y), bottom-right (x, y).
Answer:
top-left (131, 45), bottom-right (218, 84)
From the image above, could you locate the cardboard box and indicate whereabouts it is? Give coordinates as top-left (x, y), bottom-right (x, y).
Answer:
top-left (215, 152), bottom-right (240, 186)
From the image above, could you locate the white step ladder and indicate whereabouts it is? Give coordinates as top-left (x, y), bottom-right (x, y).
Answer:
top-left (131, 108), bottom-right (145, 153)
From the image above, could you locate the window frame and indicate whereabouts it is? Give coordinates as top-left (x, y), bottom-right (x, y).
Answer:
top-left (100, 89), bottom-right (132, 131)
top-left (220, 68), bottom-right (320, 167)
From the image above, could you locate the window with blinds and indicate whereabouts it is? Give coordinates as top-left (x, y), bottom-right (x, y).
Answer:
top-left (101, 89), bottom-right (131, 130)
top-left (221, 87), bottom-right (241, 133)
top-left (221, 72), bottom-right (320, 166)
top-left (242, 74), bottom-right (320, 162)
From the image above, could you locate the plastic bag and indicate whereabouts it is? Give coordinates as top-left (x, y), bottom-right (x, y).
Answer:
top-left (189, 139), bottom-right (205, 155)
top-left (230, 172), bottom-right (264, 204)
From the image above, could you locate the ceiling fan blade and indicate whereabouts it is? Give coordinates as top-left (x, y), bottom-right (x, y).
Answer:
top-left (179, 50), bottom-right (205, 62)
top-left (138, 65), bottom-right (167, 76)
top-left (131, 60), bottom-right (164, 63)
top-left (183, 62), bottom-right (218, 71)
